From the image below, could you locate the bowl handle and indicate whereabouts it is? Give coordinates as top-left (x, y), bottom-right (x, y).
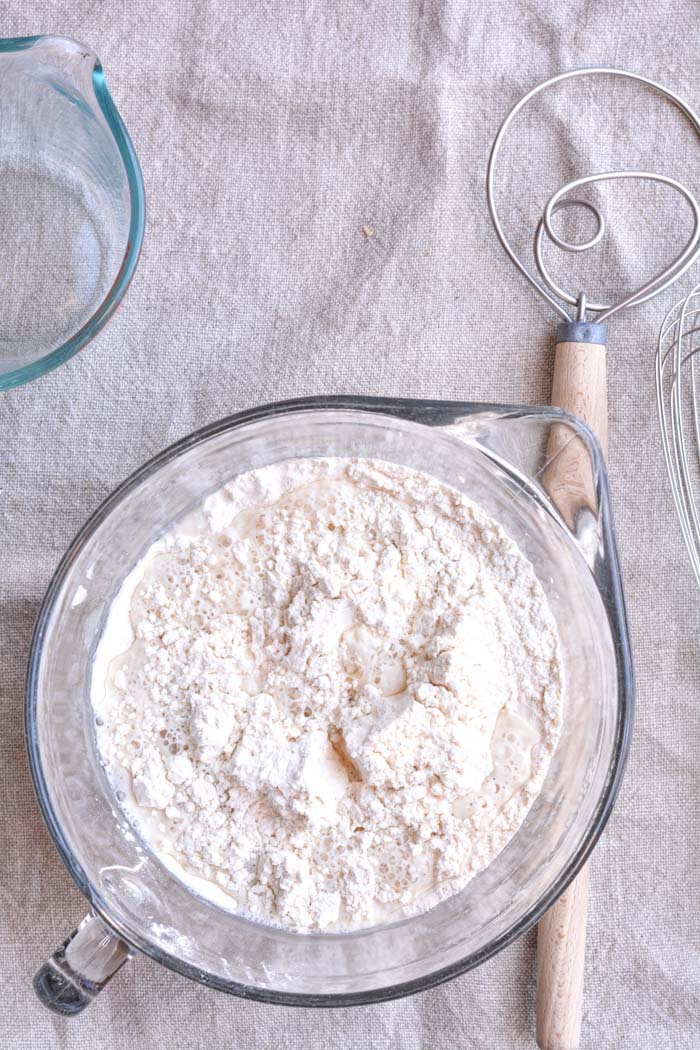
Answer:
top-left (33, 912), bottom-right (132, 1016)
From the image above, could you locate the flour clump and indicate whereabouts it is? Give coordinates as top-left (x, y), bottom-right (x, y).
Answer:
top-left (92, 457), bottom-right (563, 931)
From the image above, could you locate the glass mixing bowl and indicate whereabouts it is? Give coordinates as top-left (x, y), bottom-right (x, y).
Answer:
top-left (25, 397), bottom-right (633, 1015)
top-left (0, 35), bottom-right (145, 389)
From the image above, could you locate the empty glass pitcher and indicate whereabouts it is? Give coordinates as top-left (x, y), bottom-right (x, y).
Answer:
top-left (0, 35), bottom-right (144, 389)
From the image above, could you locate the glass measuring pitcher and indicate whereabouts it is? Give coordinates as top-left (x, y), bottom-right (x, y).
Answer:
top-left (0, 35), bottom-right (144, 389)
top-left (26, 398), bottom-right (633, 1015)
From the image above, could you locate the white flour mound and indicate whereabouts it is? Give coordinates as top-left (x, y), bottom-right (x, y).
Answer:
top-left (92, 457), bottom-right (563, 931)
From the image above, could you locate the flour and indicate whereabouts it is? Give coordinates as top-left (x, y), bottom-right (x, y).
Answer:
top-left (92, 457), bottom-right (563, 931)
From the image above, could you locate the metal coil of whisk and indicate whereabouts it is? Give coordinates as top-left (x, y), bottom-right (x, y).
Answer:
top-left (487, 68), bottom-right (700, 328)
top-left (656, 287), bottom-right (700, 588)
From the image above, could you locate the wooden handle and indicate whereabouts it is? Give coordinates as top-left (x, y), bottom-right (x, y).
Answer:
top-left (536, 864), bottom-right (591, 1050)
top-left (550, 340), bottom-right (608, 455)
top-left (536, 336), bottom-right (607, 1050)
top-left (543, 340), bottom-right (608, 530)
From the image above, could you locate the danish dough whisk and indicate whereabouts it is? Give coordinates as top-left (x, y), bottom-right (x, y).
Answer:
top-left (487, 67), bottom-right (700, 1050)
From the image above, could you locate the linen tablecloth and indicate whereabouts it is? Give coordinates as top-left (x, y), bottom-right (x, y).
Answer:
top-left (2, 2), bottom-right (699, 1046)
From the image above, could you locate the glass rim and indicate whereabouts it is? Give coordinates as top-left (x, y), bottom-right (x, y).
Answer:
top-left (0, 34), bottom-right (145, 391)
top-left (24, 396), bottom-right (634, 1006)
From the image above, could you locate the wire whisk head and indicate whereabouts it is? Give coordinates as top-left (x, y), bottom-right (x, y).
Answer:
top-left (488, 68), bottom-right (700, 325)
top-left (656, 284), bottom-right (700, 588)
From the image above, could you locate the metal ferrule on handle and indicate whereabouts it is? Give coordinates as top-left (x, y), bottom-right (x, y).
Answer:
top-left (555, 321), bottom-right (607, 346)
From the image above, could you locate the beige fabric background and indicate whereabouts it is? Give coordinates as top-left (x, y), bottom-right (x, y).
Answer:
top-left (2, 1), bottom-right (700, 1047)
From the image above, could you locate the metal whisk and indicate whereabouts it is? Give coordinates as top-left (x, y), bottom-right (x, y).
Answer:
top-left (656, 285), bottom-right (700, 588)
top-left (487, 67), bottom-right (700, 1050)
top-left (488, 68), bottom-right (700, 332)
